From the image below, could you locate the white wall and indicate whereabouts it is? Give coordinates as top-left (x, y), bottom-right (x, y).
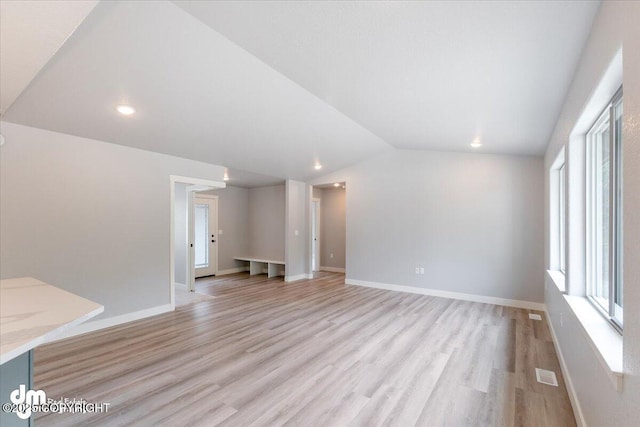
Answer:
top-left (543, 1), bottom-right (640, 425)
top-left (313, 187), bottom-right (346, 270)
top-left (0, 122), bottom-right (225, 320)
top-left (174, 183), bottom-right (188, 285)
top-left (314, 149), bottom-right (544, 304)
top-left (248, 185), bottom-right (285, 260)
top-left (202, 185), bottom-right (250, 272)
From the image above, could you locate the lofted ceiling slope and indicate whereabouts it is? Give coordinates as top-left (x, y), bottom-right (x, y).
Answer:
top-left (0, 0), bottom-right (98, 114)
top-left (174, 0), bottom-right (600, 155)
top-left (2, 1), bottom-right (600, 184)
top-left (2, 0), bottom-right (391, 182)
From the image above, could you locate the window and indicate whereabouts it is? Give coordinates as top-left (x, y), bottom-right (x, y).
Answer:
top-left (586, 88), bottom-right (623, 329)
top-left (550, 149), bottom-right (565, 279)
top-left (558, 163), bottom-right (566, 273)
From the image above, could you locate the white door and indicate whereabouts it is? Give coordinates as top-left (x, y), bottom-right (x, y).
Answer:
top-left (194, 196), bottom-right (218, 278)
top-left (311, 199), bottom-right (320, 271)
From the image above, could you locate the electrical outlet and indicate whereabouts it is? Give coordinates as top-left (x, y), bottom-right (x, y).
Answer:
top-left (420, 267), bottom-right (425, 274)
top-left (330, 253), bottom-right (334, 258)
top-left (294, 229), bottom-right (299, 236)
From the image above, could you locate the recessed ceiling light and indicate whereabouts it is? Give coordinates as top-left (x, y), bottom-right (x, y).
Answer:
top-left (333, 183), bottom-right (340, 187)
top-left (470, 137), bottom-right (482, 148)
top-left (314, 163), bottom-right (323, 170)
top-left (116, 105), bottom-right (135, 116)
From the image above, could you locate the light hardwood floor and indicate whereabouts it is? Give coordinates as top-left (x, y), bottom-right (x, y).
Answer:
top-left (34, 272), bottom-right (575, 426)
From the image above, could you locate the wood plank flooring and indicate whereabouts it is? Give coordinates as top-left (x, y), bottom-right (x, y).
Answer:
top-left (34, 272), bottom-right (575, 426)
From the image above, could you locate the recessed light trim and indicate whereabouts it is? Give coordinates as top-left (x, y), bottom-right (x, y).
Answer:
top-left (116, 105), bottom-right (135, 116)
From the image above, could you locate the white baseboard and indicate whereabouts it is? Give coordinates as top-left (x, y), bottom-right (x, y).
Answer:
top-left (345, 279), bottom-right (546, 311)
top-left (173, 282), bottom-right (187, 291)
top-left (285, 273), bottom-right (313, 282)
top-left (545, 308), bottom-right (586, 427)
top-left (46, 304), bottom-right (174, 343)
top-left (217, 267), bottom-right (250, 276)
top-left (320, 266), bottom-right (346, 273)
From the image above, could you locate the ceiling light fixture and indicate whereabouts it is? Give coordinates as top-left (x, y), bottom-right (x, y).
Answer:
top-left (223, 173), bottom-right (229, 181)
top-left (333, 183), bottom-right (340, 187)
top-left (314, 163), bottom-right (323, 170)
top-left (470, 137), bottom-right (482, 148)
top-left (116, 105), bottom-right (135, 116)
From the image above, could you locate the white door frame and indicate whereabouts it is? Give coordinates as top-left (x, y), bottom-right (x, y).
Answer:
top-left (192, 194), bottom-right (219, 283)
top-left (170, 175), bottom-right (225, 309)
top-left (311, 198), bottom-right (321, 272)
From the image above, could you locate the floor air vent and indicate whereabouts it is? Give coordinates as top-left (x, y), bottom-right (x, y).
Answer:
top-left (529, 313), bottom-right (542, 321)
top-left (535, 368), bottom-right (558, 387)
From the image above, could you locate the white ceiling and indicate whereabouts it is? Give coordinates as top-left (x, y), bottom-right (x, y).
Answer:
top-left (0, 0), bottom-right (98, 114)
top-left (223, 168), bottom-right (284, 189)
top-left (2, 1), bottom-right (391, 182)
top-left (2, 1), bottom-right (599, 183)
top-left (174, 0), bottom-right (599, 155)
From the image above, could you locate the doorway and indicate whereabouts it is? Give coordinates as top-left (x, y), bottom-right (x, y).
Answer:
top-left (170, 175), bottom-right (225, 309)
top-left (311, 198), bottom-right (320, 272)
top-left (193, 195), bottom-right (218, 279)
top-left (309, 183), bottom-right (346, 275)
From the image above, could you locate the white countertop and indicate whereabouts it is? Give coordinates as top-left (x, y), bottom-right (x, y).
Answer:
top-left (0, 277), bottom-right (103, 365)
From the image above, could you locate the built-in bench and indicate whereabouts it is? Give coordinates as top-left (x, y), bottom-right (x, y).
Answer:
top-left (234, 256), bottom-right (285, 278)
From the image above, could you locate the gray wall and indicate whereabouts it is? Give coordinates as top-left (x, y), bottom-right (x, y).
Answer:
top-left (314, 149), bottom-right (544, 303)
top-left (0, 122), bottom-right (224, 320)
top-left (313, 187), bottom-right (346, 269)
top-left (285, 180), bottom-right (311, 279)
top-left (174, 183), bottom-right (188, 285)
top-left (203, 185), bottom-right (250, 272)
top-left (248, 185), bottom-right (285, 261)
top-left (543, 2), bottom-right (640, 425)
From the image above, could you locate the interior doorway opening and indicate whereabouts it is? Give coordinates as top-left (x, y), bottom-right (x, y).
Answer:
top-left (170, 175), bottom-right (225, 308)
top-left (311, 198), bottom-right (320, 272)
top-left (310, 182), bottom-right (346, 275)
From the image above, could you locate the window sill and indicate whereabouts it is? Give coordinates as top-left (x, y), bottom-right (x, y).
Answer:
top-left (546, 269), bottom-right (566, 293)
top-left (546, 270), bottom-right (623, 391)
top-left (564, 295), bottom-right (624, 391)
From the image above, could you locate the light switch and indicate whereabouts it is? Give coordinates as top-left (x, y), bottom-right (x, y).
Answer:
top-left (294, 229), bottom-right (299, 236)
top-left (420, 267), bottom-right (425, 274)
top-left (219, 229), bottom-right (223, 235)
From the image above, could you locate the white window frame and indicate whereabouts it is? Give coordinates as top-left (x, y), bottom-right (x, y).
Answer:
top-left (549, 149), bottom-right (566, 282)
top-left (585, 87), bottom-right (623, 331)
top-left (558, 163), bottom-right (566, 274)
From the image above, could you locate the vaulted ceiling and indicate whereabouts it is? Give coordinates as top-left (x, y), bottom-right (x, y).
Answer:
top-left (1, 0), bottom-right (599, 184)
